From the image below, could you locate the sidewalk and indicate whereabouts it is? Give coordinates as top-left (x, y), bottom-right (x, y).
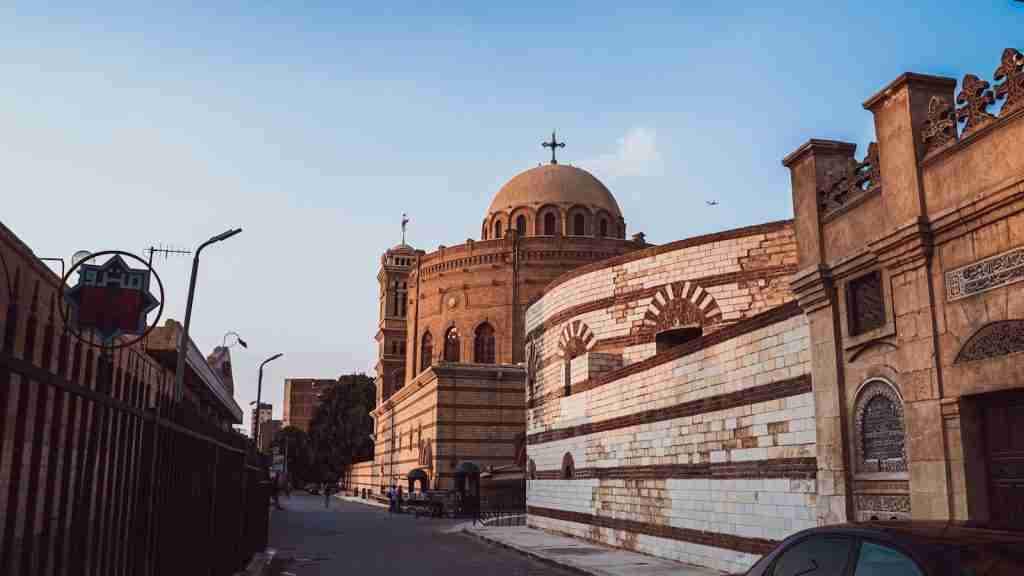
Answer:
top-left (335, 493), bottom-right (389, 509)
top-left (463, 525), bottom-right (724, 576)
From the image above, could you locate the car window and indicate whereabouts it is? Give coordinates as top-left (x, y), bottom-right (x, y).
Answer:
top-left (855, 541), bottom-right (922, 576)
top-left (772, 536), bottom-right (854, 576)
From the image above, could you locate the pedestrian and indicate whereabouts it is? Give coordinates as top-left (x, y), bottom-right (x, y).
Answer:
top-left (323, 479), bottom-right (330, 509)
top-left (388, 485), bottom-right (395, 513)
top-left (270, 472), bottom-right (283, 510)
top-left (396, 485), bottom-right (403, 514)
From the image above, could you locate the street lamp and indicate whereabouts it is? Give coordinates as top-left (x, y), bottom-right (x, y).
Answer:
top-left (222, 331), bottom-right (248, 349)
top-left (254, 352), bottom-right (283, 453)
top-left (173, 228), bottom-right (243, 405)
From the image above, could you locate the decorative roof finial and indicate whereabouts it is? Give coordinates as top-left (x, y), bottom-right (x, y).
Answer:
top-left (542, 130), bottom-right (565, 165)
top-left (401, 213), bottom-right (410, 245)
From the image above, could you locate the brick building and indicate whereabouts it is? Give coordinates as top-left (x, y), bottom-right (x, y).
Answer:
top-left (348, 155), bottom-right (650, 497)
top-left (521, 47), bottom-right (1024, 573)
top-left (784, 48), bottom-right (1024, 531)
top-left (250, 402), bottom-right (272, 440)
top-left (524, 222), bottom-right (809, 573)
top-left (283, 378), bottom-right (334, 432)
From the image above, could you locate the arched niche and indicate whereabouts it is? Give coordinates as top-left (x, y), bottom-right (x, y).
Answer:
top-left (853, 378), bottom-right (908, 475)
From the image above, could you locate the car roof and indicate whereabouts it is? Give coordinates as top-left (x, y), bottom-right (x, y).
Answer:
top-left (795, 521), bottom-right (1024, 548)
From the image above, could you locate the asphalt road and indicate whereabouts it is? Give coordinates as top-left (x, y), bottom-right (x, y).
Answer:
top-left (266, 493), bottom-right (578, 576)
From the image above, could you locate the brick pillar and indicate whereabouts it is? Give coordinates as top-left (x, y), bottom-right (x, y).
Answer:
top-left (864, 73), bottom-right (958, 521)
top-left (783, 140), bottom-right (859, 525)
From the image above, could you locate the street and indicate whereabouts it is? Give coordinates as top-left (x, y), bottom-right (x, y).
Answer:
top-left (266, 494), bottom-right (577, 575)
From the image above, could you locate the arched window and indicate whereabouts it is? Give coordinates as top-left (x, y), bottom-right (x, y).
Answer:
top-left (561, 453), bottom-right (575, 479)
top-left (392, 369), bottom-right (404, 392)
top-left (474, 323), bottom-right (496, 363)
top-left (494, 220), bottom-right (503, 239)
top-left (544, 212), bottom-right (557, 235)
top-left (516, 215), bottom-right (526, 237)
top-left (420, 332), bottom-right (433, 372)
top-left (444, 327), bottom-right (460, 362)
top-left (600, 218), bottom-right (608, 237)
top-left (573, 213), bottom-right (585, 236)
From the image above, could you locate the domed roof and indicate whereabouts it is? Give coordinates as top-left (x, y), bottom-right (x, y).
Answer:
top-left (486, 164), bottom-right (622, 220)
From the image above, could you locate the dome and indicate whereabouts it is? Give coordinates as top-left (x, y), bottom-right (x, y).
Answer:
top-left (485, 164), bottom-right (623, 221)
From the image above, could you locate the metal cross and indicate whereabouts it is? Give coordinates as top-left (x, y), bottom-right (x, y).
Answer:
top-left (401, 213), bottom-right (410, 244)
top-left (542, 130), bottom-right (565, 165)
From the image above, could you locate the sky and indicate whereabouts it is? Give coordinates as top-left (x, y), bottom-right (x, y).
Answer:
top-left (2, 2), bottom-right (1021, 434)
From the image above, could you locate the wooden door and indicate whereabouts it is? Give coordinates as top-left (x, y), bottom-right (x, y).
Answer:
top-left (981, 389), bottom-right (1024, 530)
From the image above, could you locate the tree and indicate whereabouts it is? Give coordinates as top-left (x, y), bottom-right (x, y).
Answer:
top-left (307, 373), bottom-right (376, 482)
top-left (272, 425), bottom-right (313, 485)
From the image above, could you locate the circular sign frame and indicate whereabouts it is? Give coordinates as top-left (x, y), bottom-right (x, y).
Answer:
top-left (59, 249), bottom-right (166, 350)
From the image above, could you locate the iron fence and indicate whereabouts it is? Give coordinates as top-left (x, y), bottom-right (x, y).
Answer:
top-left (0, 279), bottom-right (268, 576)
top-left (474, 506), bottom-right (527, 527)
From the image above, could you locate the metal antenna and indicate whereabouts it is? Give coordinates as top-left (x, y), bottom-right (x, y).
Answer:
top-left (145, 243), bottom-right (192, 268)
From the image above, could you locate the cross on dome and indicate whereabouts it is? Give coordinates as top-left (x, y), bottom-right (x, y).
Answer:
top-left (542, 130), bottom-right (565, 164)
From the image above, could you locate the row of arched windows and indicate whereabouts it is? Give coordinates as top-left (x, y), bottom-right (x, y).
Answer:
top-left (485, 211), bottom-right (623, 240)
top-left (419, 322), bottom-right (497, 371)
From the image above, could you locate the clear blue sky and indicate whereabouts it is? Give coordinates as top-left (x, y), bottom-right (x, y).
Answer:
top-left (2, 2), bottom-right (1020, 433)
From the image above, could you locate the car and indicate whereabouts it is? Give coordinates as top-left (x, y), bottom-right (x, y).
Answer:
top-left (741, 521), bottom-right (1024, 576)
top-left (305, 483), bottom-right (321, 495)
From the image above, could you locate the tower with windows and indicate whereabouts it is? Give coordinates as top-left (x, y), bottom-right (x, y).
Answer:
top-left (375, 242), bottom-right (418, 406)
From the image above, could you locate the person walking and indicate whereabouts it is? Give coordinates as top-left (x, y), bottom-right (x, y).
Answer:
top-left (396, 485), bottom-right (403, 514)
top-left (387, 485), bottom-right (395, 513)
top-left (270, 472), bottom-right (283, 510)
top-left (323, 479), bottom-right (330, 509)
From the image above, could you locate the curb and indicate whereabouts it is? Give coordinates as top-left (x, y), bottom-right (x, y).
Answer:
top-left (235, 548), bottom-right (276, 576)
top-left (461, 528), bottom-right (595, 576)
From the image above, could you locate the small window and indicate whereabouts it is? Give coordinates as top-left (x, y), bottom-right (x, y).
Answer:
top-left (772, 537), bottom-right (854, 576)
top-left (420, 332), bottom-right (433, 372)
top-left (573, 214), bottom-right (585, 236)
top-left (544, 212), bottom-right (557, 235)
top-left (561, 453), bottom-right (575, 479)
top-left (655, 327), bottom-right (702, 353)
top-left (474, 323), bottom-right (496, 364)
top-left (516, 215), bottom-right (526, 237)
top-left (847, 271), bottom-right (885, 335)
top-left (854, 542), bottom-right (922, 576)
top-left (600, 218), bottom-right (608, 237)
top-left (494, 220), bottom-right (503, 239)
top-left (444, 327), bottom-right (460, 362)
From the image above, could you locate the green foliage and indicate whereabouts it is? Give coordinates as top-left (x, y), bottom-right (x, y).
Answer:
top-left (307, 373), bottom-right (376, 482)
top-left (272, 425), bottom-right (314, 484)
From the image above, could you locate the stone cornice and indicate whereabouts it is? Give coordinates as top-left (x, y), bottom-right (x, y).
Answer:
top-left (930, 176), bottom-right (1024, 247)
top-left (868, 217), bottom-right (933, 271)
top-left (791, 264), bottom-right (833, 314)
top-left (861, 72), bottom-right (957, 111)
top-left (781, 139), bottom-right (857, 168)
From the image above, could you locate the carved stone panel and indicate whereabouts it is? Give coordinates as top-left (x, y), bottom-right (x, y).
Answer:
top-left (955, 320), bottom-right (1024, 363)
top-left (854, 380), bottom-right (907, 474)
top-left (945, 246), bottom-right (1024, 301)
top-left (854, 494), bottom-right (911, 521)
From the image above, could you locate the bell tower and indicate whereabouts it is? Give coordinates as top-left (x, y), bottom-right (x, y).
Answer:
top-left (375, 242), bottom-right (416, 406)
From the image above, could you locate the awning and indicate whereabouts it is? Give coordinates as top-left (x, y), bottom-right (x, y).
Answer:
top-left (407, 468), bottom-right (429, 481)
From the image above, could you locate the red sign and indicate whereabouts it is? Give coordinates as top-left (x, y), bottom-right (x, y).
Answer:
top-left (65, 255), bottom-right (159, 344)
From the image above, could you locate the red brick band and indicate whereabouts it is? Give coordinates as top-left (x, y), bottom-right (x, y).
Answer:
top-left (528, 373), bottom-right (811, 445)
top-left (529, 301), bottom-right (804, 408)
top-left (531, 457), bottom-right (816, 481)
top-left (531, 264), bottom-right (797, 339)
top-left (542, 220), bottom-right (793, 295)
top-left (527, 506), bottom-right (778, 555)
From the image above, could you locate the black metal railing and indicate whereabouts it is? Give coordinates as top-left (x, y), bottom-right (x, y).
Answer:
top-left (0, 279), bottom-right (268, 576)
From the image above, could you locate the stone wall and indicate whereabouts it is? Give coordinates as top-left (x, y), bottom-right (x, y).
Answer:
top-left (524, 222), bottom-right (816, 574)
top-left (344, 460), bottom-right (377, 496)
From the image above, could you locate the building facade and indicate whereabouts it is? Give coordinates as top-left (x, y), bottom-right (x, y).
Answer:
top-left (521, 47), bottom-right (1024, 572)
top-left (524, 222), bottom-right (810, 574)
top-left (354, 157), bottom-right (650, 496)
top-left (784, 48), bottom-right (1024, 530)
top-left (283, 378), bottom-right (334, 432)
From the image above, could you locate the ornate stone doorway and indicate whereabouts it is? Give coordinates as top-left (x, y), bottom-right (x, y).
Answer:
top-left (979, 389), bottom-right (1024, 530)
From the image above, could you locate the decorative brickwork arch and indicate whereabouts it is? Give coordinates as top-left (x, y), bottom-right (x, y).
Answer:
top-left (561, 453), bottom-right (575, 479)
top-left (558, 320), bottom-right (593, 360)
top-left (639, 281), bottom-right (722, 338)
top-left (420, 331), bottom-right (433, 372)
top-left (474, 321), bottom-right (496, 364)
top-left (955, 320), bottom-right (1024, 363)
top-left (853, 378), bottom-right (907, 474)
top-left (418, 438), bottom-right (433, 469)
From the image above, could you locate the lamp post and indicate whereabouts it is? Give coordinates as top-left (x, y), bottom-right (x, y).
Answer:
top-left (223, 331), bottom-right (248, 349)
top-left (173, 228), bottom-right (242, 405)
top-left (254, 352), bottom-right (283, 454)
